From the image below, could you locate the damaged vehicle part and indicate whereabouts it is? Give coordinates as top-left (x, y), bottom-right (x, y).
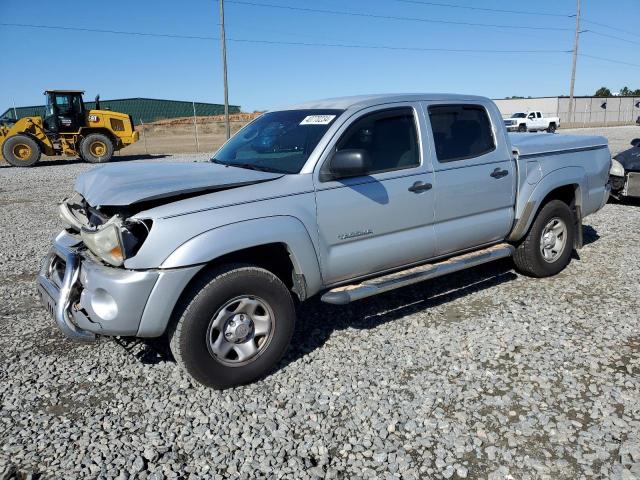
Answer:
top-left (609, 138), bottom-right (640, 199)
top-left (59, 195), bottom-right (151, 266)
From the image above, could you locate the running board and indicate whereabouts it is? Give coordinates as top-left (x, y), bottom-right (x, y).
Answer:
top-left (321, 243), bottom-right (515, 305)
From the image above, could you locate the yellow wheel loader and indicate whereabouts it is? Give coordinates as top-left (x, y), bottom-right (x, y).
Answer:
top-left (0, 90), bottom-right (139, 167)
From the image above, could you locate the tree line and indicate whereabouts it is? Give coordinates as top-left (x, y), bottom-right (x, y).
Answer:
top-left (594, 87), bottom-right (640, 97)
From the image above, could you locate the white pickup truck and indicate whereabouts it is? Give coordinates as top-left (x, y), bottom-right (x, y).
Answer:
top-left (504, 111), bottom-right (560, 133)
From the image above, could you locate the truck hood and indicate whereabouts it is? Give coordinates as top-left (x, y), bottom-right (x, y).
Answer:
top-left (614, 146), bottom-right (640, 172)
top-left (75, 161), bottom-right (283, 206)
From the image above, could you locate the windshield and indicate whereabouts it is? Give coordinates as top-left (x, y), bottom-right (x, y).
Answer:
top-left (212, 109), bottom-right (343, 174)
top-left (511, 113), bottom-right (526, 118)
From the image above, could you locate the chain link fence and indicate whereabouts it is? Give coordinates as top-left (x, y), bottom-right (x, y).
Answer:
top-left (120, 110), bottom-right (261, 156)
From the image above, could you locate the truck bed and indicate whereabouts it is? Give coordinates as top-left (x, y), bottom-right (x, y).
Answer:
top-left (509, 132), bottom-right (608, 158)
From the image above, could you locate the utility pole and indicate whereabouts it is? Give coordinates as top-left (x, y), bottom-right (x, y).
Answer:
top-left (192, 101), bottom-right (200, 152)
top-left (568, 0), bottom-right (581, 125)
top-left (219, 0), bottom-right (231, 140)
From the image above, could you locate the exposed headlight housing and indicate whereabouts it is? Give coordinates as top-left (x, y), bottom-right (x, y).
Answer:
top-left (58, 192), bottom-right (90, 232)
top-left (59, 201), bottom-right (84, 231)
top-left (81, 217), bottom-right (125, 266)
top-left (610, 159), bottom-right (625, 177)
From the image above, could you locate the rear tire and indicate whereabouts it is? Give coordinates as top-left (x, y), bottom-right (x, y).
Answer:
top-left (2, 134), bottom-right (41, 167)
top-left (513, 200), bottom-right (575, 278)
top-left (80, 133), bottom-right (113, 163)
top-left (518, 124), bottom-right (527, 133)
top-left (547, 123), bottom-right (557, 133)
top-left (169, 264), bottom-right (296, 389)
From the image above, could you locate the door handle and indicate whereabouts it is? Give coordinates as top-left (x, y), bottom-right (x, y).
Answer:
top-left (490, 168), bottom-right (509, 179)
top-left (408, 181), bottom-right (432, 193)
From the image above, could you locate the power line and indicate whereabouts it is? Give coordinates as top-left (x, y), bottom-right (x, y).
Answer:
top-left (230, 38), bottom-right (568, 53)
top-left (4, 22), bottom-right (639, 70)
top-left (0, 22), bottom-right (219, 40)
top-left (0, 23), bottom-right (569, 53)
top-left (390, 0), bottom-right (569, 17)
top-left (225, 0), bottom-right (573, 31)
top-left (578, 53), bottom-right (640, 69)
top-left (582, 18), bottom-right (640, 39)
top-left (586, 30), bottom-right (640, 47)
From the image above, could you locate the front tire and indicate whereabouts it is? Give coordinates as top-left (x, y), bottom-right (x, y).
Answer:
top-left (169, 264), bottom-right (296, 389)
top-left (513, 200), bottom-right (575, 278)
top-left (80, 133), bottom-right (114, 163)
top-left (518, 124), bottom-right (527, 133)
top-left (2, 134), bottom-right (41, 167)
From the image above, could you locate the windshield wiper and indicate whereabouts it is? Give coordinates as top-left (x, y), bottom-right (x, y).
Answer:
top-left (224, 162), bottom-right (285, 174)
top-left (211, 158), bottom-right (286, 173)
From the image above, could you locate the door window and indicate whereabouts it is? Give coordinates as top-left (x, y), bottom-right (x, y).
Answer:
top-left (335, 108), bottom-right (419, 175)
top-left (55, 94), bottom-right (72, 114)
top-left (71, 95), bottom-right (83, 113)
top-left (428, 104), bottom-right (495, 162)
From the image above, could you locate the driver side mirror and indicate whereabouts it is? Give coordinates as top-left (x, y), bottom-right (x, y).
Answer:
top-left (631, 138), bottom-right (640, 147)
top-left (324, 149), bottom-right (371, 180)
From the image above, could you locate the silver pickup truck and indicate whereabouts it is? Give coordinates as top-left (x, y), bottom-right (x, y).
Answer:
top-left (38, 94), bottom-right (611, 389)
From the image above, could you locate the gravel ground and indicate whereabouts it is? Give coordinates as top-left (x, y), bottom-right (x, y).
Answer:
top-left (1, 126), bottom-right (639, 479)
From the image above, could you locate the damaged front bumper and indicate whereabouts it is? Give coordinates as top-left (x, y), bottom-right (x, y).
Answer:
top-left (610, 173), bottom-right (640, 198)
top-left (37, 231), bottom-right (159, 340)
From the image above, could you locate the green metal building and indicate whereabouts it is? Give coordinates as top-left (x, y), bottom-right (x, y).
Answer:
top-left (1, 97), bottom-right (241, 124)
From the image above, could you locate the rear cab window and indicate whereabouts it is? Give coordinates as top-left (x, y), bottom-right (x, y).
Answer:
top-left (427, 104), bottom-right (496, 163)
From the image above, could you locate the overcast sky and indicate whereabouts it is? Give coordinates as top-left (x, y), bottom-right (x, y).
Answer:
top-left (1, 0), bottom-right (639, 112)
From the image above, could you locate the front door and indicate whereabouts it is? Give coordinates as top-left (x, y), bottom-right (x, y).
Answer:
top-left (314, 105), bottom-right (437, 285)
top-left (425, 102), bottom-right (516, 256)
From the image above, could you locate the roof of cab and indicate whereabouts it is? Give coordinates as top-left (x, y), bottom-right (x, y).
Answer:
top-left (44, 90), bottom-right (85, 94)
top-left (278, 93), bottom-right (490, 111)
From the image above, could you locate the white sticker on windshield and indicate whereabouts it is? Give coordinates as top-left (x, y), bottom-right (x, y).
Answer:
top-left (300, 115), bottom-right (336, 125)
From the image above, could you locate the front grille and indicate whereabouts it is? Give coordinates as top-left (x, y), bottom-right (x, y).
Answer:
top-left (49, 255), bottom-right (66, 289)
top-left (627, 172), bottom-right (640, 197)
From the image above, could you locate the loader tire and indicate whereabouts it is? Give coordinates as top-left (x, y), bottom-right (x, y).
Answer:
top-left (2, 135), bottom-right (41, 167)
top-left (80, 133), bottom-right (114, 163)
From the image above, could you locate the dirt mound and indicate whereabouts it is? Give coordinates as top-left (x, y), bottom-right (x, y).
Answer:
top-left (147, 112), bottom-right (263, 127)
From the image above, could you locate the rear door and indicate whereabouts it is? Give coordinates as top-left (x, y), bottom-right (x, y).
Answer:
top-left (535, 111), bottom-right (544, 130)
top-left (424, 102), bottom-right (516, 256)
top-left (314, 104), bottom-right (437, 285)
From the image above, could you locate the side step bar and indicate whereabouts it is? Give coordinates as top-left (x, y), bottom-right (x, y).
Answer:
top-left (321, 243), bottom-right (515, 305)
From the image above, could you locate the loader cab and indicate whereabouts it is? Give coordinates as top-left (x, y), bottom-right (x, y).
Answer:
top-left (43, 90), bottom-right (85, 133)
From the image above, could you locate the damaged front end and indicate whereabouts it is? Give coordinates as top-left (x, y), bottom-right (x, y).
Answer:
top-left (36, 193), bottom-right (159, 340)
top-left (58, 192), bottom-right (152, 267)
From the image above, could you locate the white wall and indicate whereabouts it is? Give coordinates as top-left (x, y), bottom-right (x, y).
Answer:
top-left (493, 98), bottom-right (559, 118)
top-left (494, 96), bottom-right (640, 127)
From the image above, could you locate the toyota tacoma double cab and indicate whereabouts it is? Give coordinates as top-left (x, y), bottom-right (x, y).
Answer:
top-left (38, 94), bottom-right (611, 389)
top-left (504, 111), bottom-right (560, 133)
